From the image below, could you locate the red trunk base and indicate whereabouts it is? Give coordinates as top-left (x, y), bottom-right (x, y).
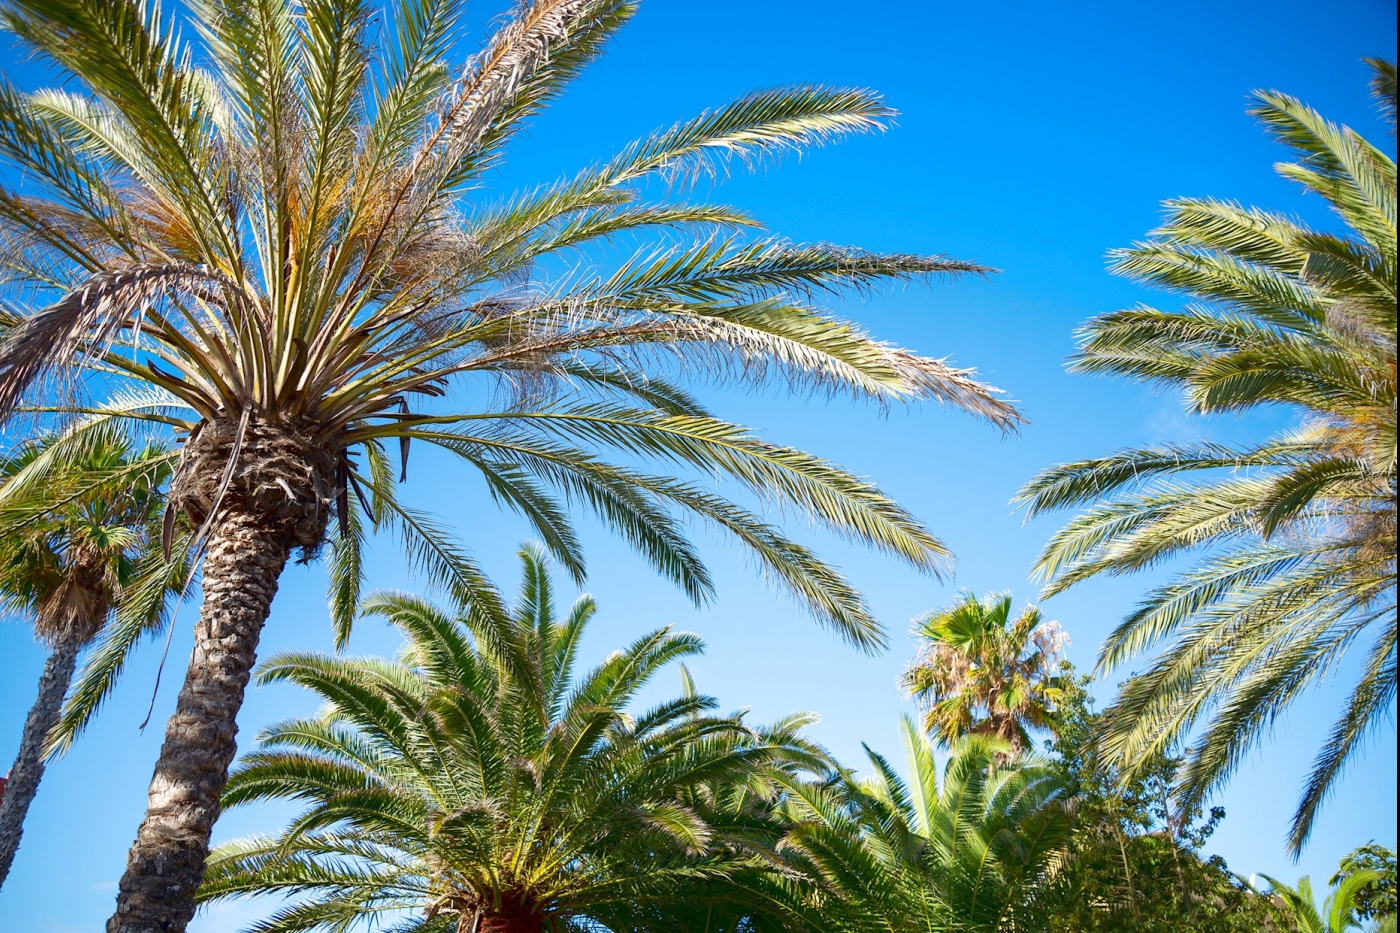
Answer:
top-left (476, 907), bottom-right (543, 933)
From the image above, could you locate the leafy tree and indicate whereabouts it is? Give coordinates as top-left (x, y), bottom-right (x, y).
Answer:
top-left (1332, 844), bottom-right (1398, 923)
top-left (900, 592), bottom-right (1068, 754)
top-left (1018, 59), bottom-right (1397, 853)
top-left (0, 0), bottom-right (1018, 927)
top-left (1032, 674), bottom-right (1288, 932)
top-left (198, 545), bottom-right (828, 933)
top-left (0, 427), bottom-right (182, 886)
top-left (773, 721), bottom-right (1071, 932)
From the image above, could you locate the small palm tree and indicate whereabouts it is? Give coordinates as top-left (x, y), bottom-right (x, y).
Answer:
top-left (197, 545), bottom-right (828, 932)
top-left (1017, 60), bottom-right (1397, 853)
top-left (1264, 872), bottom-right (1382, 933)
top-left (0, 2), bottom-right (1018, 926)
top-left (900, 592), bottom-right (1068, 754)
top-left (773, 720), bottom-right (1071, 932)
top-left (0, 427), bottom-right (177, 885)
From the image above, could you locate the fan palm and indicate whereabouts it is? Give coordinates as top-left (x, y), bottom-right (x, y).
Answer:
top-left (0, 426), bottom-right (180, 885)
top-left (198, 544), bottom-right (830, 933)
top-left (773, 719), bottom-right (1071, 932)
top-left (0, 1), bottom-right (1019, 927)
top-left (900, 592), bottom-right (1068, 754)
top-left (1017, 60), bottom-right (1397, 853)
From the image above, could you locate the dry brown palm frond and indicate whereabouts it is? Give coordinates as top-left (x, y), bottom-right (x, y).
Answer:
top-left (357, 0), bottom-right (618, 274)
top-left (0, 262), bottom-right (231, 417)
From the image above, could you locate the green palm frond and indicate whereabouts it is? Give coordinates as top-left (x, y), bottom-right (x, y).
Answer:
top-left (1264, 870), bottom-right (1382, 932)
top-left (769, 726), bottom-right (1070, 933)
top-left (1019, 59), bottom-right (1397, 855)
top-left (202, 547), bottom-right (829, 931)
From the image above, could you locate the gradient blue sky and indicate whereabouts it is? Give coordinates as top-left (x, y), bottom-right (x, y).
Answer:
top-left (1, 1), bottom-right (1397, 930)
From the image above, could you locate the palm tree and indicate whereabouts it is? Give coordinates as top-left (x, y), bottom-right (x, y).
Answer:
top-left (1264, 872), bottom-right (1382, 933)
top-left (773, 720), bottom-right (1071, 932)
top-left (900, 592), bottom-right (1068, 754)
top-left (197, 545), bottom-right (828, 933)
top-left (0, 1), bottom-right (1020, 927)
top-left (1017, 60), bottom-right (1397, 853)
top-left (0, 427), bottom-right (178, 885)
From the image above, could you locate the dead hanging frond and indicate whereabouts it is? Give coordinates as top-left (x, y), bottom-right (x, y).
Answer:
top-left (0, 262), bottom-right (229, 420)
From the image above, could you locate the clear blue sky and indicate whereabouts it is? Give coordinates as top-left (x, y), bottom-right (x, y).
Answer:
top-left (1, 1), bottom-right (1396, 930)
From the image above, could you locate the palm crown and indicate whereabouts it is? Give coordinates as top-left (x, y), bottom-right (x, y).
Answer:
top-left (199, 545), bottom-right (829, 932)
top-left (0, 429), bottom-right (168, 643)
top-left (1017, 60), bottom-right (1397, 853)
top-left (0, 0), bottom-right (1017, 643)
top-left (900, 592), bottom-right (1068, 754)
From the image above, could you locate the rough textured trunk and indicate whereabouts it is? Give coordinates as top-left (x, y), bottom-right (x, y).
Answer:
top-left (476, 909), bottom-right (544, 933)
top-left (0, 632), bottom-right (82, 887)
top-left (107, 509), bottom-right (291, 933)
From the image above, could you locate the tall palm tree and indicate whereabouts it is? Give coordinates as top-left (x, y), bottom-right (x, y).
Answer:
top-left (900, 592), bottom-right (1068, 754)
top-left (773, 720), bottom-right (1071, 932)
top-left (0, 427), bottom-right (178, 885)
top-left (197, 545), bottom-right (829, 933)
top-left (1017, 60), bottom-right (1397, 853)
top-left (0, 1), bottom-right (1019, 927)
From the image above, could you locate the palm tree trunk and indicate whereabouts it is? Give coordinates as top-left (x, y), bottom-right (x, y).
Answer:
top-left (477, 911), bottom-right (543, 933)
top-left (0, 631), bottom-right (82, 887)
top-left (107, 508), bottom-right (291, 933)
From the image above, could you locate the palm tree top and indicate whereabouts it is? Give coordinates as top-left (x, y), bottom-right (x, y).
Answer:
top-left (772, 718), bottom-right (1070, 932)
top-left (0, 0), bottom-right (1023, 646)
top-left (901, 591), bottom-right (1069, 753)
top-left (0, 427), bottom-right (169, 644)
top-left (199, 543), bottom-right (830, 931)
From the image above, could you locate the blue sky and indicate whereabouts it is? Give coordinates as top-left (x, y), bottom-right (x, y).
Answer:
top-left (1, 1), bottom-right (1396, 929)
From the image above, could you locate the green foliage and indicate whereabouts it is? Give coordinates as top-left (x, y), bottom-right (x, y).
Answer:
top-left (1032, 674), bottom-right (1288, 932)
top-left (769, 721), bottom-right (1071, 932)
top-left (1332, 844), bottom-right (1398, 922)
top-left (1018, 60), bottom-right (1398, 853)
top-left (900, 591), bottom-right (1068, 753)
top-left (199, 545), bottom-right (826, 931)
